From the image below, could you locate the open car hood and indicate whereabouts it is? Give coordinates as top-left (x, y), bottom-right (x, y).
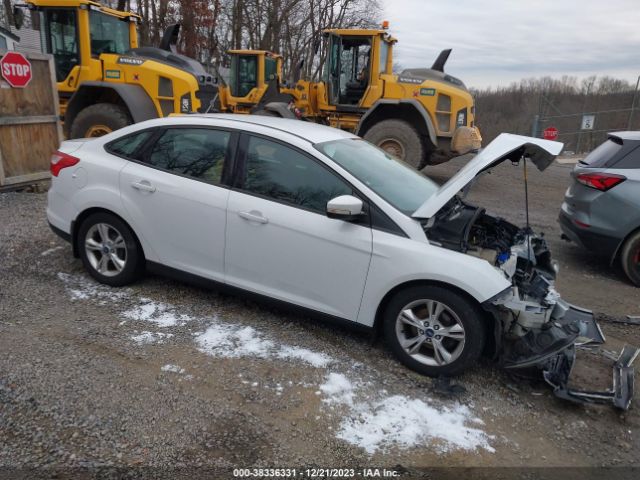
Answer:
top-left (412, 133), bottom-right (563, 219)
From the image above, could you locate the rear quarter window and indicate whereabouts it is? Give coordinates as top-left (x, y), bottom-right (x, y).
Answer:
top-left (105, 130), bottom-right (154, 159)
top-left (580, 139), bottom-right (622, 168)
top-left (609, 144), bottom-right (640, 169)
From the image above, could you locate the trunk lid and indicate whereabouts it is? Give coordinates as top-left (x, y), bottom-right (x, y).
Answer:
top-left (58, 138), bottom-right (94, 155)
top-left (412, 133), bottom-right (563, 219)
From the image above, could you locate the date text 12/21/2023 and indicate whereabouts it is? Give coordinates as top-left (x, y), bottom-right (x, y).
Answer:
top-left (232, 468), bottom-right (401, 478)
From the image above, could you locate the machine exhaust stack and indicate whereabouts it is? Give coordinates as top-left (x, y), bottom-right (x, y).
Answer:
top-left (160, 24), bottom-right (180, 53)
top-left (431, 49), bottom-right (452, 72)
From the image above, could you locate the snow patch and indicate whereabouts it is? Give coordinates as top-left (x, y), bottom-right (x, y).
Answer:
top-left (57, 272), bottom-right (129, 301)
top-left (131, 331), bottom-right (173, 344)
top-left (194, 324), bottom-right (334, 368)
top-left (122, 300), bottom-right (192, 327)
top-left (195, 324), bottom-right (274, 358)
top-left (336, 395), bottom-right (494, 454)
top-left (41, 246), bottom-right (64, 257)
top-left (319, 373), bottom-right (356, 406)
top-left (277, 346), bottom-right (332, 368)
top-left (161, 364), bottom-right (185, 374)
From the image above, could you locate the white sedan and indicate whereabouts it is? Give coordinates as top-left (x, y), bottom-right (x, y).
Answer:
top-left (47, 114), bottom-right (618, 390)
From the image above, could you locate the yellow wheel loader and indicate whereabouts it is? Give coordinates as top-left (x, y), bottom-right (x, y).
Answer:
top-left (13, 1), bottom-right (217, 138)
top-left (216, 25), bottom-right (482, 168)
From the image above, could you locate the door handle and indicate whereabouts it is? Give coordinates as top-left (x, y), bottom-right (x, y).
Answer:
top-left (131, 180), bottom-right (156, 193)
top-left (238, 210), bottom-right (268, 224)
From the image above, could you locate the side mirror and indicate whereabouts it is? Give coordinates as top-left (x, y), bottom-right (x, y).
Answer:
top-left (326, 195), bottom-right (364, 221)
top-left (13, 6), bottom-right (25, 30)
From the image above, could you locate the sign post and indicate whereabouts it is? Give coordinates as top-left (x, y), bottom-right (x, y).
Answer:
top-left (0, 51), bottom-right (33, 88)
top-left (543, 126), bottom-right (559, 141)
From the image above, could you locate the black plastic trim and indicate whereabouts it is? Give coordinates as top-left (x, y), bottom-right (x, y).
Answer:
top-left (48, 222), bottom-right (72, 243)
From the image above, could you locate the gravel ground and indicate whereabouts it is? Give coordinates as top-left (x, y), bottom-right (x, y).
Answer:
top-left (1, 158), bottom-right (639, 479)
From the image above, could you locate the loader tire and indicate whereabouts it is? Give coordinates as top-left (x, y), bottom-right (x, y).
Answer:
top-left (70, 103), bottom-right (132, 139)
top-left (363, 119), bottom-right (428, 170)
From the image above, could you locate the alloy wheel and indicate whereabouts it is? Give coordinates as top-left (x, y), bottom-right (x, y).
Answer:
top-left (395, 299), bottom-right (466, 367)
top-left (84, 223), bottom-right (127, 277)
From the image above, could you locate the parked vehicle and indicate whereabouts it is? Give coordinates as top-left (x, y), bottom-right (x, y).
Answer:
top-left (47, 115), bottom-right (636, 408)
top-left (559, 132), bottom-right (640, 286)
top-left (216, 27), bottom-right (482, 168)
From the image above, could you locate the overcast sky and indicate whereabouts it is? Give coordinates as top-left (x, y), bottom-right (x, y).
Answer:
top-left (381, 0), bottom-right (640, 89)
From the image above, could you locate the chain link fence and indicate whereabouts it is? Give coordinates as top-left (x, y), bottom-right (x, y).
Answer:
top-left (530, 77), bottom-right (640, 153)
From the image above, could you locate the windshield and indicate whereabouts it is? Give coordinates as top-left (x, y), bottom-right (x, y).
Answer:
top-left (315, 138), bottom-right (439, 215)
top-left (89, 11), bottom-right (131, 56)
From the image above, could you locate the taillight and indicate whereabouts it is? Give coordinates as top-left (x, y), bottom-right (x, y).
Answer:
top-left (576, 172), bottom-right (626, 191)
top-left (50, 151), bottom-right (79, 177)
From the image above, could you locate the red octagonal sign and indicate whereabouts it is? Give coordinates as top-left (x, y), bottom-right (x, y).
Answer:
top-left (1, 52), bottom-right (33, 88)
top-left (543, 126), bottom-right (559, 141)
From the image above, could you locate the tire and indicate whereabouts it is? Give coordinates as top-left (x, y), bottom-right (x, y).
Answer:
top-left (620, 231), bottom-right (640, 286)
top-left (383, 285), bottom-right (486, 377)
top-left (77, 212), bottom-right (144, 287)
top-left (363, 119), bottom-right (429, 170)
top-left (70, 103), bottom-right (132, 139)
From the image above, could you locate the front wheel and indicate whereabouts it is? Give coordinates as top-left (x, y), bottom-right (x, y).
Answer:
top-left (77, 212), bottom-right (144, 286)
top-left (70, 103), bottom-right (132, 139)
top-left (621, 231), bottom-right (640, 286)
top-left (383, 285), bottom-right (486, 377)
top-left (363, 119), bottom-right (429, 170)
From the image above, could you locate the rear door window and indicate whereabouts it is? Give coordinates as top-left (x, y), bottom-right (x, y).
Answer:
top-left (145, 128), bottom-right (230, 184)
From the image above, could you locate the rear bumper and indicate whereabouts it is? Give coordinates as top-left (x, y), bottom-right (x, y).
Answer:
top-left (558, 210), bottom-right (621, 259)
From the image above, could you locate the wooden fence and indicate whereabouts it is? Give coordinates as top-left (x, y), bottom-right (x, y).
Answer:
top-left (0, 51), bottom-right (62, 187)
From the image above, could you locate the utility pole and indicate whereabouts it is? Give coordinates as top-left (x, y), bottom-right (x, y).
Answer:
top-left (627, 75), bottom-right (640, 130)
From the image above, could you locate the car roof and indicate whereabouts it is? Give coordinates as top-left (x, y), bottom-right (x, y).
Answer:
top-left (609, 131), bottom-right (640, 142)
top-left (177, 114), bottom-right (357, 144)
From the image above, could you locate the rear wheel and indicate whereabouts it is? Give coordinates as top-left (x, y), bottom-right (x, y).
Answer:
top-left (383, 285), bottom-right (486, 376)
top-left (70, 103), bottom-right (132, 139)
top-left (78, 212), bottom-right (143, 286)
top-left (363, 119), bottom-right (429, 170)
top-left (621, 231), bottom-right (640, 286)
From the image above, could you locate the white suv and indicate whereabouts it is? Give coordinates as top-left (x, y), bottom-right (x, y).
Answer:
top-left (47, 114), bottom-right (608, 385)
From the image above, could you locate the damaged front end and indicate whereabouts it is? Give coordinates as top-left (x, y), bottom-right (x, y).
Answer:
top-left (425, 199), bottom-right (639, 409)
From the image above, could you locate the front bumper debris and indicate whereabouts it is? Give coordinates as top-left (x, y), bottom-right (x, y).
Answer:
top-left (502, 305), bottom-right (602, 369)
top-left (502, 304), bottom-right (638, 410)
top-left (543, 345), bottom-right (639, 410)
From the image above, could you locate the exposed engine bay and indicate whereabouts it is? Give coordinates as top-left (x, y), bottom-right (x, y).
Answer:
top-left (424, 196), bottom-right (638, 409)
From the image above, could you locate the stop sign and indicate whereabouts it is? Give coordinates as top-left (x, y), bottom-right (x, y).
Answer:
top-left (0, 52), bottom-right (33, 88)
top-left (543, 126), bottom-right (559, 141)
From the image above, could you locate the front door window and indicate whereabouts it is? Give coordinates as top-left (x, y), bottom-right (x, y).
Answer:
top-left (240, 136), bottom-right (352, 213)
top-left (230, 55), bottom-right (258, 98)
top-left (325, 35), bottom-right (371, 106)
